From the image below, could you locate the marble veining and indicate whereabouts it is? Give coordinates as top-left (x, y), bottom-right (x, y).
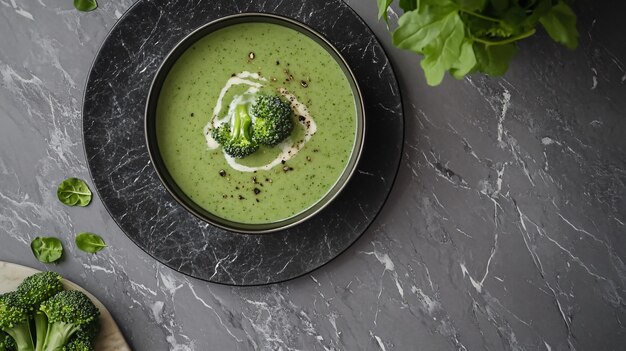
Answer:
top-left (1, 0), bottom-right (625, 350)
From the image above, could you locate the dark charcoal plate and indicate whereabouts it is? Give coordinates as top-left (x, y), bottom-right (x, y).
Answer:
top-left (83, 0), bottom-right (403, 285)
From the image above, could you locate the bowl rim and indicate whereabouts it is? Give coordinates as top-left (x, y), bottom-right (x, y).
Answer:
top-left (145, 12), bottom-right (366, 234)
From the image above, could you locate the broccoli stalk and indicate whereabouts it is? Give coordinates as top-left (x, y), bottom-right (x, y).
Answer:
top-left (39, 291), bottom-right (99, 351)
top-left (42, 322), bottom-right (77, 351)
top-left (211, 104), bottom-right (259, 158)
top-left (0, 293), bottom-right (34, 351)
top-left (32, 314), bottom-right (47, 351)
top-left (231, 104), bottom-right (254, 142)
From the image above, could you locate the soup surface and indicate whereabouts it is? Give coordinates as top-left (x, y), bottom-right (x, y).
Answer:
top-left (156, 22), bottom-right (358, 224)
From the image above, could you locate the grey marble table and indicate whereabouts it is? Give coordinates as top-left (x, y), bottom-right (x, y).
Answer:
top-left (1, 1), bottom-right (624, 350)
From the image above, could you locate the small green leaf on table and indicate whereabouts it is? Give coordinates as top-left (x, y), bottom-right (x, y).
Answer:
top-left (31, 237), bottom-right (64, 263)
top-left (74, 0), bottom-right (98, 12)
top-left (57, 178), bottom-right (92, 207)
top-left (75, 232), bottom-right (107, 254)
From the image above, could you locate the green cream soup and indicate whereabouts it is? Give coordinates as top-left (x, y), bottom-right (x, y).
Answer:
top-left (156, 22), bottom-right (358, 224)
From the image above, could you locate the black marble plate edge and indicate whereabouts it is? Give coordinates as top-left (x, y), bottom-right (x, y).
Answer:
top-left (80, 0), bottom-right (405, 286)
top-left (80, 1), bottom-right (151, 280)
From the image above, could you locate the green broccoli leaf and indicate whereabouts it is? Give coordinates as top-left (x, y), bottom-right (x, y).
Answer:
top-left (75, 233), bottom-right (107, 254)
top-left (31, 237), bottom-right (64, 263)
top-left (473, 41), bottom-right (517, 76)
top-left (539, 1), bottom-right (578, 49)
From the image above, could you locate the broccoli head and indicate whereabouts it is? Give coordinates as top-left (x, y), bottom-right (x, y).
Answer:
top-left (1, 330), bottom-right (16, 351)
top-left (39, 291), bottom-right (99, 351)
top-left (16, 272), bottom-right (64, 351)
top-left (64, 316), bottom-right (98, 351)
top-left (211, 104), bottom-right (259, 158)
top-left (251, 95), bottom-right (294, 146)
top-left (16, 272), bottom-right (63, 311)
top-left (61, 326), bottom-right (97, 351)
top-left (62, 337), bottom-right (92, 351)
top-left (0, 293), bottom-right (34, 351)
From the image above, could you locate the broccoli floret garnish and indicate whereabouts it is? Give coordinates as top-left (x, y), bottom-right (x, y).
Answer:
top-left (0, 293), bottom-right (34, 351)
top-left (211, 104), bottom-right (259, 158)
top-left (211, 94), bottom-right (294, 158)
top-left (39, 291), bottom-right (99, 351)
top-left (251, 95), bottom-right (294, 146)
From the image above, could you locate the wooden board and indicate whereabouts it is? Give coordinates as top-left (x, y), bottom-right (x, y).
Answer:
top-left (0, 261), bottom-right (130, 351)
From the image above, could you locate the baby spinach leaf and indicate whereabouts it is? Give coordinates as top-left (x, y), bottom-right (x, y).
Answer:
top-left (463, 13), bottom-right (512, 39)
top-left (450, 39), bottom-right (477, 79)
top-left (419, 17), bottom-right (466, 85)
top-left (399, 0), bottom-right (418, 12)
top-left (454, 0), bottom-right (486, 11)
top-left (473, 42), bottom-right (517, 76)
top-left (75, 232), bottom-right (107, 254)
top-left (499, 5), bottom-right (528, 33)
top-left (489, 0), bottom-right (509, 12)
top-left (394, 3), bottom-right (467, 85)
top-left (57, 178), bottom-right (92, 207)
top-left (392, 3), bottom-right (460, 55)
top-left (378, 0), bottom-right (577, 85)
top-left (520, 0), bottom-right (553, 31)
top-left (377, 0), bottom-right (394, 23)
top-left (539, 1), bottom-right (578, 49)
top-left (31, 237), bottom-right (64, 263)
top-left (74, 0), bottom-right (98, 12)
